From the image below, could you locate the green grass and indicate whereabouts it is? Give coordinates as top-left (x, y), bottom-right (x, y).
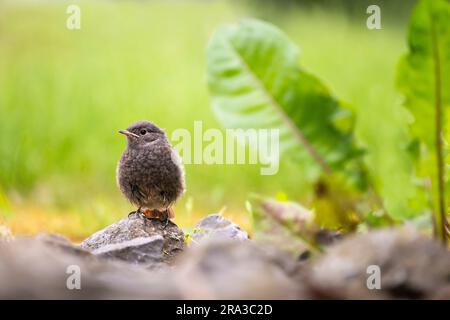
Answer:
top-left (0, 0), bottom-right (413, 239)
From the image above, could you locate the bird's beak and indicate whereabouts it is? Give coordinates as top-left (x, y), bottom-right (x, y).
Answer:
top-left (119, 130), bottom-right (139, 138)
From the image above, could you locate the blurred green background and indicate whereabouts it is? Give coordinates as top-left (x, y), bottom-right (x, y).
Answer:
top-left (0, 0), bottom-right (416, 240)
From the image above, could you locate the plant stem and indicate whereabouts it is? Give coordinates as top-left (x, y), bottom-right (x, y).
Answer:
top-left (431, 16), bottom-right (447, 245)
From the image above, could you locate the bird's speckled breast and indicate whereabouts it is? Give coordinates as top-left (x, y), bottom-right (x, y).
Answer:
top-left (117, 139), bottom-right (185, 210)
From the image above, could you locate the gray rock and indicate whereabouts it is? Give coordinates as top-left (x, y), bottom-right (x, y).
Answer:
top-left (36, 233), bottom-right (91, 257)
top-left (92, 236), bottom-right (165, 268)
top-left (174, 239), bottom-right (308, 299)
top-left (307, 227), bottom-right (450, 299)
top-left (80, 213), bottom-right (185, 265)
top-left (0, 236), bottom-right (180, 299)
top-left (191, 214), bottom-right (249, 243)
top-left (0, 234), bottom-right (309, 299)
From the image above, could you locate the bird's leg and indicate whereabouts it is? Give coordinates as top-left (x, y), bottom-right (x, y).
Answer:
top-left (140, 209), bottom-right (170, 227)
top-left (142, 208), bottom-right (156, 219)
top-left (137, 207), bottom-right (148, 219)
top-left (128, 207), bottom-right (142, 218)
top-left (163, 209), bottom-right (170, 228)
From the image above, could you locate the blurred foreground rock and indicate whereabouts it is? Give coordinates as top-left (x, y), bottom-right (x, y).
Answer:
top-left (175, 239), bottom-right (307, 299)
top-left (0, 217), bottom-right (448, 299)
top-left (0, 235), bottom-right (306, 299)
top-left (37, 233), bottom-right (91, 257)
top-left (191, 214), bottom-right (249, 243)
top-left (81, 213), bottom-right (185, 267)
top-left (0, 236), bottom-right (179, 299)
top-left (307, 227), bottom-right (450, 299)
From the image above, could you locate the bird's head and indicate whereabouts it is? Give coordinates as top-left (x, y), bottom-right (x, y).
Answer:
top-left (119, 120), bottom-right (166, 148)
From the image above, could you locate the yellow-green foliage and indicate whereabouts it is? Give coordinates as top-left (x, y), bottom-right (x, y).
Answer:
top-left (0, 1), bottom-right (414, 239)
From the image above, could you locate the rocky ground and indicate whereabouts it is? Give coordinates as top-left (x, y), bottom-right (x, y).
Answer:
top-left (0, 213), bottom-right (449, 299)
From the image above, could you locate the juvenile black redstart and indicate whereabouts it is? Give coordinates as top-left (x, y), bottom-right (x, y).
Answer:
top-left (117, 120), bottom-right (185, 224)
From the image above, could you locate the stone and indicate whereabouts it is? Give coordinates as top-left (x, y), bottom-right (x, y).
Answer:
top-left (4, 214), bottom-right (447, 299)
top-left (35, 233), bottom-right (91, 257)
top-left (174, 239), bottom-right (308, 299)
top-left (80, 213), bottom-right (185, 265)
top-left (0, 236), bottom-right (181, 299)
top-left (191, 214), bottom-right (249, 243)
top-left (0, 234), bottom-right (308, 299)
top-left (307, 227), bottom-right (450, 299)
top-left (92, 236), bottom-right (165, 269)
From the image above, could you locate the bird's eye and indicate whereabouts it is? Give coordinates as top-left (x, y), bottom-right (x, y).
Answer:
top-left (140, 129), bottom-right (147, 135)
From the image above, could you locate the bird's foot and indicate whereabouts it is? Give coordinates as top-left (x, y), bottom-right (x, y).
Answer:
top-left (127, 211), bottom-right (137, 218)
top-left (163, 213), bottom-right (170, 229)
top-left (140, 209), bottom-right (171, 228)
top-left (128, 207), bottom-right (143, 219)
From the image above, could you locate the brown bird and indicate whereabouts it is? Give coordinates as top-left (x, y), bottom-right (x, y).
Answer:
top-left (117, 120), bottom-right (185, 225)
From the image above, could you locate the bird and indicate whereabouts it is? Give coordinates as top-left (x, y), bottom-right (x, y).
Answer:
top-left (117, 120), bottom-right (185, 225)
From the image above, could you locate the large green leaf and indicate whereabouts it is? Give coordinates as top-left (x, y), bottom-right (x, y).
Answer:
top-left (397, 0), bottom-right (450, 241)
top-left (206, 19), bottom-right (363, 181)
